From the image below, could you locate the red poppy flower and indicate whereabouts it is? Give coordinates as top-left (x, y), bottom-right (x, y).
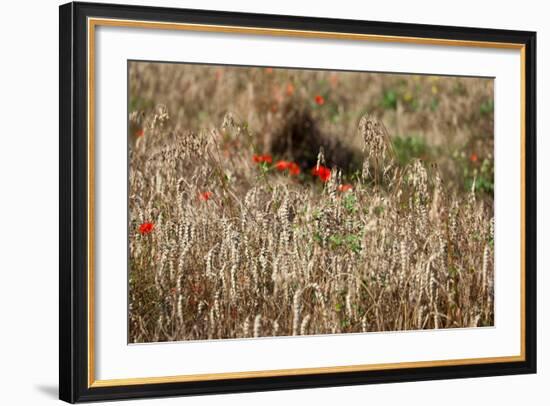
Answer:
top-left (470, 152), bottom-right (479, 163)
top-left (315, 95), bottom-right (325, 105)
top-left (338, 184), bottom-right (353, 192)
top-left (289, 162), bottom-right (301, 176)
top-left (199, 191), bottom-right (212, 201)
top-left (312, 165), bottom-right (331, 182)
top-left (139, 222), bottom-right (154, 235)
top-left (286, 83), bottom-right (295, 96)
top-left (265, 67), bottom-right (273, 74)
top-left (275, 160), bottom-right (291, 171)
top-left (135, 128), bottom-right (144, 137)
top-left (253, 154), bottom-right (273, 164)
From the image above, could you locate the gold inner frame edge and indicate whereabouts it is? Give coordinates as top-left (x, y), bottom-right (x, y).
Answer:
top-left (87, 17), bottom-right (527, 388)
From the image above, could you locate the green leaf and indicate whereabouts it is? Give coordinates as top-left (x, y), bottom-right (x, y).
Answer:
top-left (381, 89), bottom-right (398, 110)
top-left (480, 99), bottom-right (494, 115)
top-left (392, 135), bottom-right (428, 165)
top-left (343, 194), bottom-right (358, 214)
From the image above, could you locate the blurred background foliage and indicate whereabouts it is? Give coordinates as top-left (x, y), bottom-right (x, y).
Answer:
top-left (129, 63), bottom-right (494, 197)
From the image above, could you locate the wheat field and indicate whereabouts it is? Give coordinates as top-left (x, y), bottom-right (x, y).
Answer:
top-left (128, 62), bottom-right (494, 343)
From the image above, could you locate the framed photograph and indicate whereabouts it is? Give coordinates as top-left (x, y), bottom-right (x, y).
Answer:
top-left (59, 1), bottom-right (536, 403)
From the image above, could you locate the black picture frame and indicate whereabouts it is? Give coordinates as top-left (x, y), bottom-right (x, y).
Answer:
top-left (59, 1), bottom-right (537, 403)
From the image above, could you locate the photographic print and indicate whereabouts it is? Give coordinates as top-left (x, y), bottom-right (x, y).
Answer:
top-left (61, 4), bottom-right (536, 401)
top-left (128, 62), bottom-right (495, 343)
